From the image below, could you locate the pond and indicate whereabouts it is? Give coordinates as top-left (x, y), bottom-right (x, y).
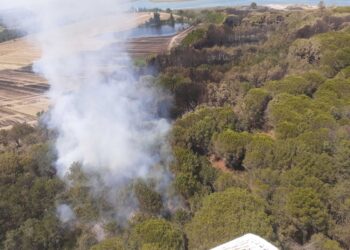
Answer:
top-left (97, 22), bottom-right (190, 41)
top-left (127, 23), bottom-right (190, 38)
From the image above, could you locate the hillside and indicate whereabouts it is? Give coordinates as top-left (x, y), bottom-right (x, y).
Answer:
top-left (0, 5), bottom-right (350, 250)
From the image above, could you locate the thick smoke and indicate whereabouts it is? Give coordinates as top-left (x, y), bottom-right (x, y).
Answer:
top-left (1, 0), bottom-right (173, 222)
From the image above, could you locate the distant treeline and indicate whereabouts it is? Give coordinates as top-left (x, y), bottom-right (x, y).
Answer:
top-left (0, 28), bottom-right (24, 43)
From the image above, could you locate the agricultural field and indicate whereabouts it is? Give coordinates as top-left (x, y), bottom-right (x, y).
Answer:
top-left (0, 68), bottom-right (48, 129)
top-left (0, 12), bottom-right (190, 129)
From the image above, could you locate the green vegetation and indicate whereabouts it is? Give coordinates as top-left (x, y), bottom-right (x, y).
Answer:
top-left (0, 124), bottom-right (71, 249)
top-left (153, 6), bottom-right (350, 249)
top-left (199, 11), bottom-right (226, 24)
top-left (333, 6), bottom-right (350, 13)
top-left (211, 130), bottom-right (251, 169)
top-left (90, 237), bottom-right (125, 250)
top-left (181, 28), bottom-right (206, 47)
top-left (186, 188), bottom-right (273, 249)
top-left (129, 219), bottom-right (185, 250)
top-left (1, 6), bottom-right (350, 250)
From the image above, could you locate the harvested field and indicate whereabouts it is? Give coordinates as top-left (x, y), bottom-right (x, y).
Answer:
top-left (0, 68), bottom-right (48, 129)
top-left (0, 12), bottom-right (191, 129)
top-left (128, 35), bottom-right (173, 57)
top-left (127, 26), bottom-right (194, 56)
top-left (0, 12), bottom-right (158, 71)
top-left (0, 39), bottom-right (40, 71)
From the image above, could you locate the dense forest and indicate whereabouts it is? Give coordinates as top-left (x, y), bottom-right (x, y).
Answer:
top-left (1, 5), bottom-right (350, 250)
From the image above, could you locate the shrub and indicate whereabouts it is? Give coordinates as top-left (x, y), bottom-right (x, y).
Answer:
top-left (239, 88), bottom-right (271, 130)
top-left (211, 130), bottom-right (251, 170)
top-left (186, 188), bottom-right (273, 250)
top-left (130, 219), bottom-right (184, 250)
top-left (91, 237), bottom-right (125, 250)
top-left (172, 106), bottom-right (237, 154)
top-left (181, 28), bottom-right (206, 47)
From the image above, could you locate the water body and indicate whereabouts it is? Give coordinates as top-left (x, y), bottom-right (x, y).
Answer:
top-left (127, 23), bottom-right (190, 38)
top-left (98, 23), bottom-right (189, 42)
top-left (132, 0), bottom-right (349, 10)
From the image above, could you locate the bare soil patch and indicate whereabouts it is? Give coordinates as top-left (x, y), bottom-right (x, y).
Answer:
top-left (209, 155), bottom-right (233, 173)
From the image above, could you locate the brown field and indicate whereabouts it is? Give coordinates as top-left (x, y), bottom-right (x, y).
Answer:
top-left (128, 36), bottom-right (173, 56)
top-left (0, 12), bottom-right (161, 71)
top-left (0, 12), bottom-right (191, 129)
top-left (0, 68), bottom-right (48, 129)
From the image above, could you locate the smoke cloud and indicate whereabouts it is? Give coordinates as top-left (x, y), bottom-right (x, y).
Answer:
top-left (57, 204), bottom-right (76, 223)
top-left (1, 0), bottom-right (173, 222)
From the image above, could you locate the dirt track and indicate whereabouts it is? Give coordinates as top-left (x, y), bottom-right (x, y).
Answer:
top-left (0, 12), bottom-right (191, 129)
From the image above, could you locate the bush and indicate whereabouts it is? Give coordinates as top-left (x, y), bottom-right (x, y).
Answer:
top-left (172, 106), bottom-right (237, 154)
top-left (199, 11), bottom-right (226, 24)
top-left (265, 74), bottom-right (324, 97)
top-left (211, 130), bottom-right (251, 170)
top-left (332, 6), bottom-right (350, 13)
top-left (134, 181), bottom-right (163, 215)
top-left (130, 219), bottom-right (184, 250)
top-left (243, 134), bottom-right (274, 170)
top-left (181, 28), bottom-right (206, 47)
top-left (91, 237), bottom-right (125, 250)
top-left (239, 88), bottom-right (271, 130)
top-left (174, 172), bottom-right (202, 199)
top-left (186, 188), bottom-right (274, 250)
top-left (267, 93), bottom-right (335, 139)
top-left (224, 15), bottom-right (241, 27)
top-left (274, 187), bottom-right (330, 244)
top-left (4, 215), bottom-right (66, 250)
top-left (336, 66), bottom-right (350, 79)
top-left (213, 172), bottom-right (248, 191)
top-left (171, 147), bottom-right (217, 198)
top-left (306, 233), bottom-right (342, 250)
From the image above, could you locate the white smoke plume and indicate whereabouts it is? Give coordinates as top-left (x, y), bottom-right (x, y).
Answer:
top-left (57, 204), bottom-right (76, 223)
top-left (1, 0), bottom-right (173, 221)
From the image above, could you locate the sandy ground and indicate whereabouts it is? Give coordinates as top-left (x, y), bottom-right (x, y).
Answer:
top-left (209, 155), bottom-right (232, 173)
top-left (168, 25), bottom-right (194, 50)
top-left (0, 12), bottom-right (190, 129)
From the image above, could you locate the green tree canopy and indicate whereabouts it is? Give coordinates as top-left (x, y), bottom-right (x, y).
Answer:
top-left (274, 187), bottom-right (330, 244)
top-left (91, 237), bottom-right (125, 250)
top-left (239, 88), bottom-right (271, 130)
top-left (211, 130), bottom-right (251, 169)
top-left (172, 106), bottom-right (237, 154)
top-left (185, 188), bottom-right (274, 250)
top-left (129, 219), bottom-right (185, 250)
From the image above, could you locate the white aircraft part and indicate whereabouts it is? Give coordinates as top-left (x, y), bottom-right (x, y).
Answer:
top-left (211, 233), bottom-right (278, 250)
